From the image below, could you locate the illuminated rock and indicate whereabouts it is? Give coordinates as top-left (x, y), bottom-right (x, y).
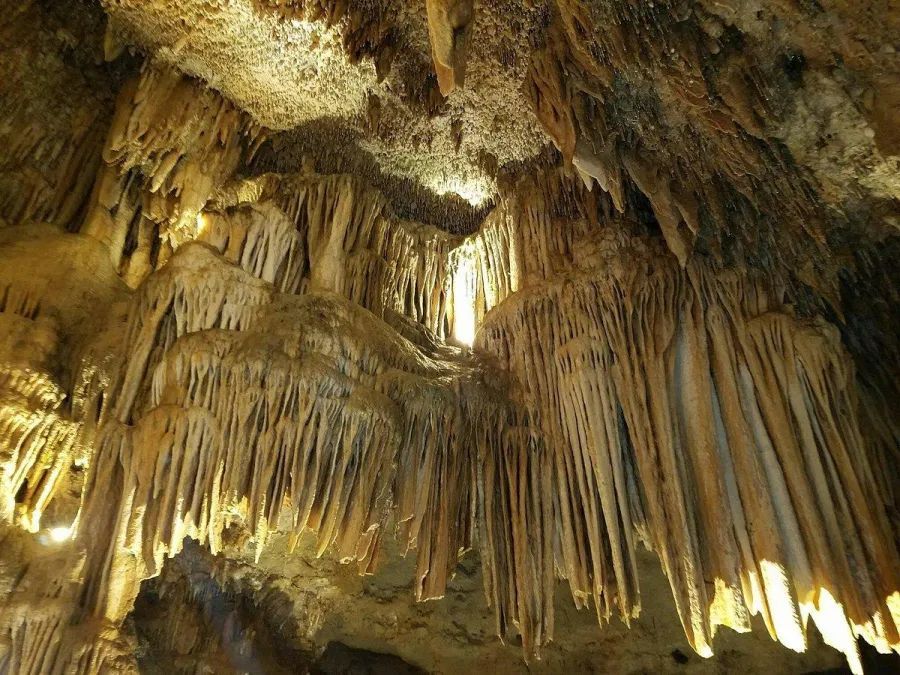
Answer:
top-left (0, 1), bottom-right (898, 673)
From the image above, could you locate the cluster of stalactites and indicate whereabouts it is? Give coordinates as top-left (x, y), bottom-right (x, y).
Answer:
top-left (250, 0), bottom-right (402, 82)
top-left (79, 63), bottom-right (266, 286)
top-left (48, 60), bottom-right (614, 341)
top-left (1, 170), bottom-right (897, 675)
top-left (0, 77), bottom-right (897, 673)
top-left (204, 172), bottom-right (461, 337)
top-left (196, 203), bottom-right (306, 294)
top-left (0, 3), bottom-right (110, 231)
top-left (0, 111), bottom-right (105, 232)
top-left (524, 0), bottom-right (833, 277)
top-left (191, 166), bottom-right (611, 348)
top-left (0, 368), bottom-right (80, 530)
top-left (0, 233), bottom-right (107, 531)
top-left (68, 243), bottom-right (496, 627)
top-left (475, 229), bottom-right (899, 672)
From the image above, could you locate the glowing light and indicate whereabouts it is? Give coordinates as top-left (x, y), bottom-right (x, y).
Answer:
top-left (451, 245), bottom-right (478, 346)
top-left (48, 526), bottom-right (73, 542)
top-left (429, 176), bottom-right (492, 207)
top-left (758, 559), bottom-right (805, 652)
top-left (196, 212), bottom-right (210, 236)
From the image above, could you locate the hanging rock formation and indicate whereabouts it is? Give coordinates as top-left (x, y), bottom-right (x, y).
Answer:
top-left (425, 0), bottom-right (476, 95)
top-left (0, 1), bottom-right (898, 674)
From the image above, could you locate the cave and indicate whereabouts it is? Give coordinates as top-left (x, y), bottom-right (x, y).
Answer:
top-left (0, 1), bottom-right (898, 673)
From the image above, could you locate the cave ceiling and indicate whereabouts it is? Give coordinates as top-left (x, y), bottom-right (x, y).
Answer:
top-left (0, 0), bottom-right (899, 673)
top-left (102, 0), bottom-right (550, 221)
top-left (103, 0), bottom-right (900, 231)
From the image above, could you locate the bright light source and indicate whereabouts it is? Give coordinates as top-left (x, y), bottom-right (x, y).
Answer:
top-left (196, 212), bottom-right (210, 236)
top-left (48, 526), bottom-right (73, 542)
top-left (451, 245), bottom-right (478, 346)
top-left (429, 176), bottom-right (492, 207)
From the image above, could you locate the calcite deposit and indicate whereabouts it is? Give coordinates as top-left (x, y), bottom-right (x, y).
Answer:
top-left (0, 1), bottom-right (898, 674)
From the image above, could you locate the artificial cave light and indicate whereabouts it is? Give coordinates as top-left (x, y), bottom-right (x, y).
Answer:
top-left (48, 526), bottom-right (73, 543)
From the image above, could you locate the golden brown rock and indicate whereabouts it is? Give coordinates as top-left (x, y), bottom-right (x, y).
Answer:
top-left (0, 1), bottom-right (898, 674)
top-left (426, 0), bottom-right (476, 96)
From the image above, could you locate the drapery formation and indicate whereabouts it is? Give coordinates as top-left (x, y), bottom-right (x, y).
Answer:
top-left (74, 242), bottom-right (491, 620)
top-left (80, 63), bottom-right (266, 286)
top-left (2, 216), bottom-right (897, 674)
top-left (476, 231), bottom-right (899, 671)
top-left (0, 230), bottom-right (502, 673)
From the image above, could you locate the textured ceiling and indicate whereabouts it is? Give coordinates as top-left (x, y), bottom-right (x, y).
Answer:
top-left (104, 0), bottom-right (551, 208)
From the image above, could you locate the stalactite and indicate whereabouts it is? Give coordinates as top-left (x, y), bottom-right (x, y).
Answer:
top-left (2, 2), bottom-right (898, 673)
top-left (475, 229), bottom-right (899, 672)
top-left (476, 408), bottom-right (556, 659)
top-left (80, 63), bottom-right (266, 280)
top-left (425, 0), bottom-right (475, 96)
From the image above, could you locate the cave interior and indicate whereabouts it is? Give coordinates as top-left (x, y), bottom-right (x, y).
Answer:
top-left (0, 0), bottom-right (899, 673)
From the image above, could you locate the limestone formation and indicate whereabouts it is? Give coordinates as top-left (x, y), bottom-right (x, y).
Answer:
top-left (425, 0), bottom-right (476, 96)
top-left (0, 1), bottom-right (898, 674)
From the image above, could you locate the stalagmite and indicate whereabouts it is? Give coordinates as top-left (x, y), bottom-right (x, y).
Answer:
top-left (1, 1), bottom-right (898, 673)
